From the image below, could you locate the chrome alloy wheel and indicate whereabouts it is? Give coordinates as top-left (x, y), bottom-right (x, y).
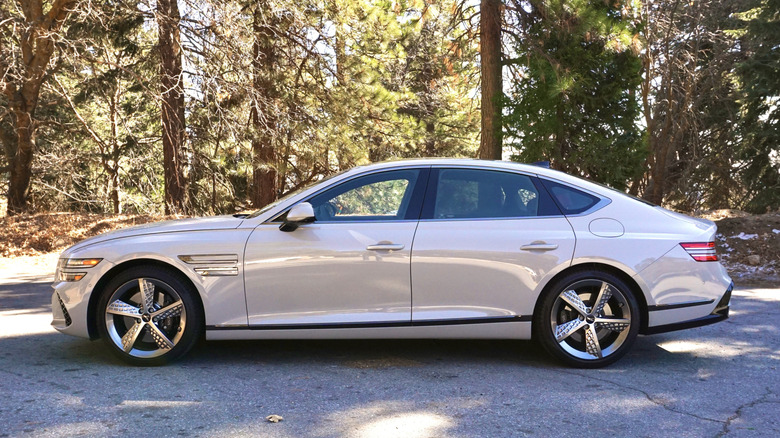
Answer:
top-left (104, 278), bottom-right (186, 359)
top-left (550, 279), bottom-right (632, 361)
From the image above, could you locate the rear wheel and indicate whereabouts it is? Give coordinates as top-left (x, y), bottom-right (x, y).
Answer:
top-left (96, 266), bottom-right (203, 366)
top-left (535, 271), bottom-right (640, 368)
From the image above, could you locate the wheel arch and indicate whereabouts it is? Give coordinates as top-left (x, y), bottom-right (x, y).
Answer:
top-left (86, 258), bottom-right (204, 340)
top-left (532, 262), bottom-right (649, 335)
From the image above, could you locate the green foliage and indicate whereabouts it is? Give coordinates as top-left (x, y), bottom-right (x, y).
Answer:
top-left (2, 0), bottom-right (776, 215)
top-left (504, 0), bottom-right (645, 190)
top-left (736, 0), bottom-right (780, 212)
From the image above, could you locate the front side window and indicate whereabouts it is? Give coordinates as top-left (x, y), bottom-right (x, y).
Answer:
top-left (432, 169), bottom-right (556, 219)
top-left (307, 170), bottom-right (420, 221)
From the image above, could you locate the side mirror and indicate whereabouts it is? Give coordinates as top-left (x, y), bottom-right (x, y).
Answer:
top-left (280, 202), bottom-right (315, 232)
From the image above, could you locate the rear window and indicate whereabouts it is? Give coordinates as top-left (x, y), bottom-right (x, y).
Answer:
top-left (541, 180), bottom-right (601, 215)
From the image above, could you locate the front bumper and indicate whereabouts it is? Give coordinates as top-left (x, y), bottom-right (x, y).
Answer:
top-left (641, 282), bottom-right (732, 335)
top-left (51, 279), bottom-right (96, 339)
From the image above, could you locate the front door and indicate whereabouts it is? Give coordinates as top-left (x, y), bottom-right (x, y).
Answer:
top-left (243, 168), bottom-right (428, 326)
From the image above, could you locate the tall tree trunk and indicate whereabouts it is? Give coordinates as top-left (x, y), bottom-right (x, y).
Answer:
top-left (157, 0), bottom-right (188, 214)
top-left (7, 110), bottom-right (35, 214)
top-left (108, 86), bottom-right (121, 214)
top-left (250, 4), bottom-right (278, 209)
top-left (3, 0), bottom-right (76, 215)
top-left (553, 99), bottom-right (566, 171)
top-left (425, 121), bottom-right (436, 157)
top-left (477, 0), bottom-right (503, 160)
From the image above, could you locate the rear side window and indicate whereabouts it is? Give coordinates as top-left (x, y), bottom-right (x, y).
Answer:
top-left (428, 169), bottom-right (560, 219)
top-left (541, 179), bottom-right (601, 215)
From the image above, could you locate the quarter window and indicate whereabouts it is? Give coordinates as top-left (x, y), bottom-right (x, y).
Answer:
top-left (541, 179), bottom-right (601, 215)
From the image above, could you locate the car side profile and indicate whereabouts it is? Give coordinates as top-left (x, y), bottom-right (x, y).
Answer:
top-left (51, 159), bottom-right (733, 368)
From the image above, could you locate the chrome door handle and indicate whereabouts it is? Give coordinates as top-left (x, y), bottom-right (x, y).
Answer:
top-left (366, 243), bottom-right (405, 251)
top-left (520, 242), bottom-right (558, 251)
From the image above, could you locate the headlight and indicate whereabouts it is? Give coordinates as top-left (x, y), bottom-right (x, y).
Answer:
top-left (56, 258), bottom-right (102, 282)
top-left (61, 258), bottom-right (103, 268)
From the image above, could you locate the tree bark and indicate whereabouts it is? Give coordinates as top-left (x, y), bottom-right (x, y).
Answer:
top-left (3, 0), bottom-right (77, 215)
top-left (7, 110), bottom-right (35, 214)
top-left (477, 0), bottom-right (503, 160)
top-left (250, 3), bottom-right (278, 209)
top-left (108, 86), bottom-right (121, 214)
top-left (425, 121), bottom-right (436, 157)
top-left (157, 0), bottom-right (189, 214)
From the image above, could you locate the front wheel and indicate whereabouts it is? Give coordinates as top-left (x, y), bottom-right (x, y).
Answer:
top-left (96, 266), bottom-right (203, 366)
top-left (534, 271), bottom-right (640, 368)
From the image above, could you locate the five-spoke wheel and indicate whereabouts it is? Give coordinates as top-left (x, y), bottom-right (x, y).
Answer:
top-left (535, 271), bottom-right (640, 368)
top-left (97, 266), bottom-right (202, 365)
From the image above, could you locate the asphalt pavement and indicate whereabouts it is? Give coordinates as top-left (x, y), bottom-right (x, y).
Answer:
top-left (1, 266), bottom-right (778, 438)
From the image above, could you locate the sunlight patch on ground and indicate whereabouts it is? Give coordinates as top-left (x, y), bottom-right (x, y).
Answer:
top-left (579, 396), bottom-right (666, 414)
top-left (26, 421), bottom-right (109, 436)
top-left (355, 412), bottom-right (453, 438)
top-left (0, 311), bottom-right (56, 338)
top-left (734, 289), bottom-right (780, 302)
top-left (317, 400), bottom-right (478, 437)
top-left (657, 339), bottom-right (779, 360)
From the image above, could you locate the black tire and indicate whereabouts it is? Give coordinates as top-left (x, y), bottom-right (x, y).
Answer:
top-left (96, 265), bottom-right (203, 366)
top-left (534, 270), bottom-right (640, 368)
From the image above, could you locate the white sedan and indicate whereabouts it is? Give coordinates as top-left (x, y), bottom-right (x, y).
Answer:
top-left (52, 159), bottom-right (732, 367)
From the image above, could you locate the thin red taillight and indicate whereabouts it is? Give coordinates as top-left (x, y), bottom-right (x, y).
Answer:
top-left (680, 242), bottom-right (718, 262)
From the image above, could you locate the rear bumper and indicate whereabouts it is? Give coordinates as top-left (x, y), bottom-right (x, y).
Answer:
top-left (641, 282), bottom-right (732, 335)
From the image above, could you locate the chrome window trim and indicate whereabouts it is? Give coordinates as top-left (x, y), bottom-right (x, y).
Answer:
top-left (258, 219), bottom-right (419, 226)
top-left (418, 215), bottom-right (565, 223)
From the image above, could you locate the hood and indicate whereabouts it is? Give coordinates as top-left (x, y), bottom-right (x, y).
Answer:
top-left (64, 215), bottom-right (245, 253)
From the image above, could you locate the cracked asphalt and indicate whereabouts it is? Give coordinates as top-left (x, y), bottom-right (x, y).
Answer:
top-left (0, 263), bottom-right (778, 438)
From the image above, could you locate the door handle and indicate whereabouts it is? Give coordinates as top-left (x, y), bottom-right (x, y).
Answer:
top-left (366, 243), bottom-right (405, 251)
top-left (520, 242), bottom-right (558, 251)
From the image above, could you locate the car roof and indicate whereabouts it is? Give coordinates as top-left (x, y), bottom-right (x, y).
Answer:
top-left (350, 158), bottom-right (605, 195)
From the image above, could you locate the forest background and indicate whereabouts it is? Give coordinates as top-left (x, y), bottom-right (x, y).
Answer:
top-left (1, 0), bottom-right (778, 218)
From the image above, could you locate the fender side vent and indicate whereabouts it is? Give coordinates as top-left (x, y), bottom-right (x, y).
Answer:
top-left (178, 254), bottom-right (239, 276)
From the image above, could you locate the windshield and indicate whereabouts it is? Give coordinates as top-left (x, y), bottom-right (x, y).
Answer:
top-left (245, 169), bottom-right (351, 219)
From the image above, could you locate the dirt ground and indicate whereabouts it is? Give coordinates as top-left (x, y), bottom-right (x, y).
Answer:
top-left (1, 210), bottom-right (777, 285)
top-left (0, 212), bottom-right (178, 257)
top-left (705, 210), bottom-right (780, 285)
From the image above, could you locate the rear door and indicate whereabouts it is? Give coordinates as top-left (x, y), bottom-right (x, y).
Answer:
top-left (410, 167), bottom-right (575, 322)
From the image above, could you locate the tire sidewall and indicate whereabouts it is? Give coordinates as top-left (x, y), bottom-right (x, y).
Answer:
top-left (535, 270), bottom-right (640, 368)
top-left (96, 266), bottom-right (203, 366)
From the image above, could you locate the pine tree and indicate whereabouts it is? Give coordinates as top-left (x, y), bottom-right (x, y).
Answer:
top-left (504, 0), bottom-right (644, 189)
top-left (736, 0), bottom-right (780, 212)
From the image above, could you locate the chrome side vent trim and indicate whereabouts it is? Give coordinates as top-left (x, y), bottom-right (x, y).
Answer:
top-left (178, 254), bottom-right (239, 276)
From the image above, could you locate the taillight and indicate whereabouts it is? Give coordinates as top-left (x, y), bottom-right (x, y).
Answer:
top-left (680, 242), bottom-right (718, 262)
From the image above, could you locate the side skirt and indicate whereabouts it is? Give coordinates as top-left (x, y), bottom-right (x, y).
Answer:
top-left (205, 317), bottom-right (532, 340)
